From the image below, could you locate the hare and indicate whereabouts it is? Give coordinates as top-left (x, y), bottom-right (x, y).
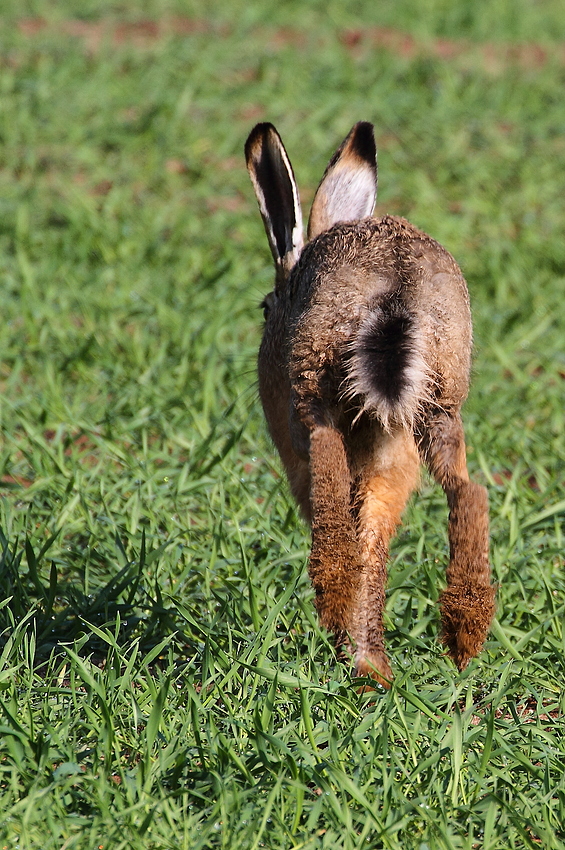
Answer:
top-left (245, 121), bottom-right (495, 686)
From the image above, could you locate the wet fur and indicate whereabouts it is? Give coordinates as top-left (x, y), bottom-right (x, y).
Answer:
top-left (246, 122), bottom-right (495, 686)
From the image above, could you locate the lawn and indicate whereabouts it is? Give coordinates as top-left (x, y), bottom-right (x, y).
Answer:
top-left (0, 1), bottom-right (564, 848)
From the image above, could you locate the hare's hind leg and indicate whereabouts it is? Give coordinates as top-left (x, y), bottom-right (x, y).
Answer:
top-left (308, 426), bottom-right (360, 645)
top-left (419, 411), bottom-right (496, 669)
top-left (353, 430), bottom-right (420, 687)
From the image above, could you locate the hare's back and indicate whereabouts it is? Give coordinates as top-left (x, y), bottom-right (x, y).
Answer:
top-left (289, 216), bottom-right (472, 413)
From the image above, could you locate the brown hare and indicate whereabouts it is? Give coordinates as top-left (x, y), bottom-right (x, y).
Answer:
top-left (245, 121), bottom-right (495, 686)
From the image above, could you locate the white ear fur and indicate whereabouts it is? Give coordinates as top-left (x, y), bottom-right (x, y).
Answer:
top-left (307, 122), bottom-right (377, 240)
top-left (245, 123), bottom-right (304, 281)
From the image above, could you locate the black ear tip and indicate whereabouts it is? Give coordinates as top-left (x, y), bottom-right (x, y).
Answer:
top-left (349, 121), bottom-right (376, 165)
top-left (245, 122), bottom-right (279, 160)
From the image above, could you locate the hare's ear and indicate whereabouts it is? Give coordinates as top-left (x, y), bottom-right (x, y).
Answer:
top-left (245, 123), bottom-right (304, 282)
top-left (307, 122), bottom-right (377, 240)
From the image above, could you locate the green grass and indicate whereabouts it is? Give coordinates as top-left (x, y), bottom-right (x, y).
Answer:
top-left (0, 1), bottom-right (564, 847)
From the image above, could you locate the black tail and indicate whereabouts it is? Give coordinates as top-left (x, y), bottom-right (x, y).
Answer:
top-left (347, 297), bottom-right (430, 431)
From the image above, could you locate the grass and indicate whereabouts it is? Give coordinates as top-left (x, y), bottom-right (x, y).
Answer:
top-left (0, 1), bottom-right (564, 847)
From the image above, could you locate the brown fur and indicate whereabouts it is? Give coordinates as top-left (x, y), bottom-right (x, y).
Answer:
top-left (308, 427), bottom-right (360, 632)
top-left (246, 122), bottom-right (495, 685)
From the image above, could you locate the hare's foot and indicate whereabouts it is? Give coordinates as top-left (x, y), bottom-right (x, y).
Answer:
top-left (440, 583), bottom-right (496, 670)
top-left (354, 650), bottom-right (393, 689)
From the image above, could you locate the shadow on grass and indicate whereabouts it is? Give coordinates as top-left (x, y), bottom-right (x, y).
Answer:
top-left (0, 526), bottom-right (195, 665)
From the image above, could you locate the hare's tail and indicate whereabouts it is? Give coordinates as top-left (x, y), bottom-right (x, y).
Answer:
top-left (347, 298), bottom-right (431, 432)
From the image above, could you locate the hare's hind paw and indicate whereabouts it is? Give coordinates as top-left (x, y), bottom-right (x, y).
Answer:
top-left (440, 584), bottom-right (496, 670)
top-left (354, 651), bottom-right (393, 690)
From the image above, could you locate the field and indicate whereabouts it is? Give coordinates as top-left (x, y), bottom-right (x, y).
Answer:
top-left (0, 1), bottom-right (564, 847)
